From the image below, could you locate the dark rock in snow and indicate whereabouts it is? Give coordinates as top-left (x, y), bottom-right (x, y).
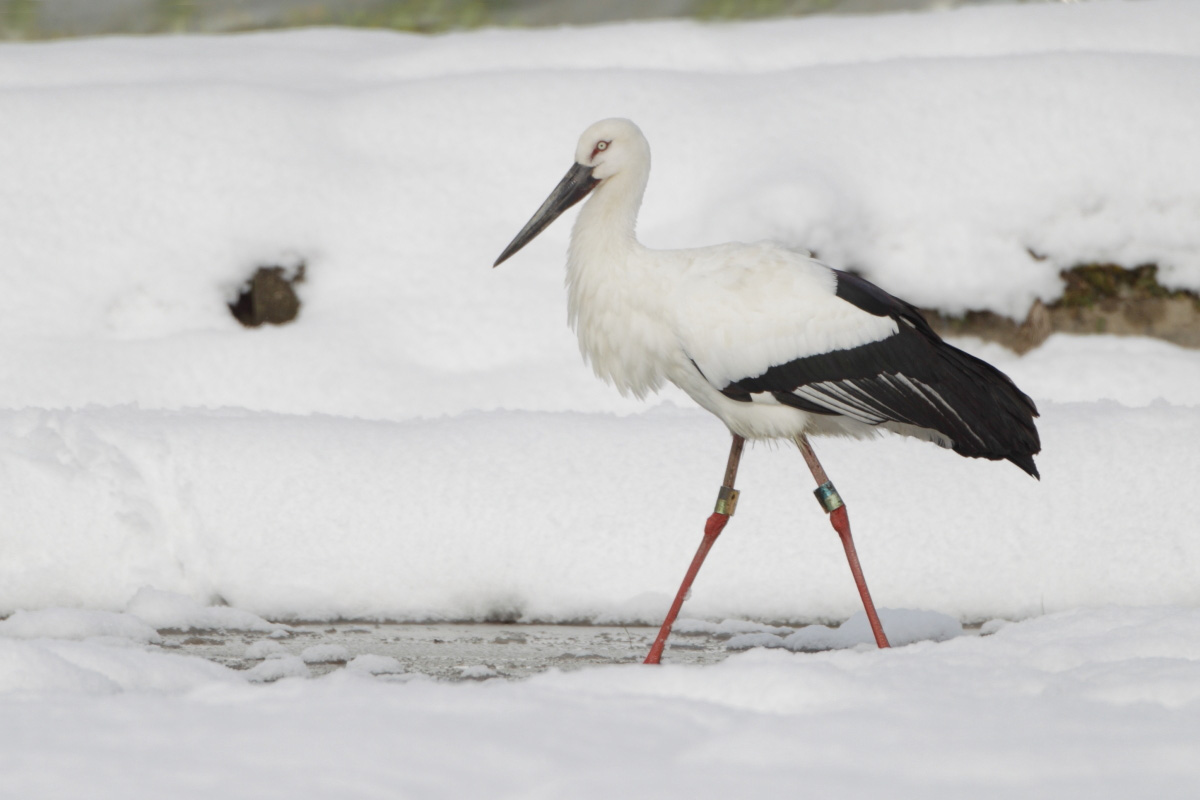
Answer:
top-left (229, 263), bottom-right (305, 327)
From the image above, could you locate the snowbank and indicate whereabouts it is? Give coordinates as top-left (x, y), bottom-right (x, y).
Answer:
top-left (0, 1), bottom-right (1198, 421)
top-left (2, 399), bottom-right (1197, 623)
top-left (0, 636), bottom-right (238, 695)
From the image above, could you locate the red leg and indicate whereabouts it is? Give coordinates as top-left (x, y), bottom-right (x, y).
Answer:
top-left (796, 434), bottom-right (891, 649)
top-left (644, 434), bottom-right (745, 665)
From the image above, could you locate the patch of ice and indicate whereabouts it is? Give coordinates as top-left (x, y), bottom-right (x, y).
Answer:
top-left (346, 654), bottom-right (406, 675)
top-left (780, 609), bottom-right (964, 652)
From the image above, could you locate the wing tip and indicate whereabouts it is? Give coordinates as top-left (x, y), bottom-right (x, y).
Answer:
top-left (1007, 452), bottom-right (1040, 480)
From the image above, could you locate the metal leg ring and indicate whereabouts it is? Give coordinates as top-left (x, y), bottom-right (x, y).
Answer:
top-left (715, 485), bottom-right (740, 516)
top-left (814, 481), bottom-right (844, 514)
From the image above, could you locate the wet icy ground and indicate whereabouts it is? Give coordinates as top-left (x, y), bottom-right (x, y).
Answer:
top-left (160, 621), bottom-right (727, 680)
top-left (13, 590), bottom-right (970, 682)
top-left (155, 616), bottom-right (982, 681)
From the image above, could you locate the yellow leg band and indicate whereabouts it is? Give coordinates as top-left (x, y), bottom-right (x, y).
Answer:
top-left (714, 485), bottom-right (740, 516)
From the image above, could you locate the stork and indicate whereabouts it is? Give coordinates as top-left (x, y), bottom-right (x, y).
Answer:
top-left (494, 118), bottom-right (1040, 663)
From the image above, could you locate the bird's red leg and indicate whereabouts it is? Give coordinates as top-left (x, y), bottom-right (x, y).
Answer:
top-left (795, 434), bottom-right (891, 649)
top-left (644, 434), bottom-right (745, 665)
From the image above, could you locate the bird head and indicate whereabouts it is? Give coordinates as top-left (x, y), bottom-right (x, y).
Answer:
top-left (494, 118), bottom-right (648, 267)
top-left (573, 117), bottom-right (648, 181)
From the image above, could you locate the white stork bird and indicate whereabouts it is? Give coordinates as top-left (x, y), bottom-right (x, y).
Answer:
top-left (494, 118), bottom-right (1040, 663)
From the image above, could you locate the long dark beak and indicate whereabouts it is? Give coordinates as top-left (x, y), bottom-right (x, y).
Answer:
top-left (493, 162), bottom-right (598, 267)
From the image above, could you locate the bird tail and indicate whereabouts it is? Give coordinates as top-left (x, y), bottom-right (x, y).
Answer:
top-left (936, 343), bottom-right (1041, 479)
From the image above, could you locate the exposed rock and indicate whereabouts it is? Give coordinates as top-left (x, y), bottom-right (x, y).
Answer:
top-left (922, 264), bottom-right (1200, 353)
top-left (229, 263), bottom-right (305, 327)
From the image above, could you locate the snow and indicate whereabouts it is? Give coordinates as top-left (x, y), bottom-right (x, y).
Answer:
top-left (0, 608), bottom-right (161, 644)
top-left (1, 400), bottom-right (1197, 623)
top-left (124, 587), bottom-right (285, 632)
top-left (457, 664), bottom-right (500, 680)
top-left (1, 0), bottom-right (1200, 796)
top-left (0, 636), bottom-right (238, 695)
top-left (243, 639), bottom-right (288, 659)
top-left (3, 607), bottom-right (1200, 797)
top-left (244, 653), bottom-right (311, 682)
top-left (301, 644), bottom-right (351, 663)
top-left (728, 608), bottom-right (964, 650)
top-left (956, 334), bottom-right (1200, 407)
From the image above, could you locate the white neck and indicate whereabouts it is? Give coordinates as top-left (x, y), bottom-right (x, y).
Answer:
top-left (565, 165), bottom-right (676, 399)
top-left (568, 167), bottom-right (646, 273)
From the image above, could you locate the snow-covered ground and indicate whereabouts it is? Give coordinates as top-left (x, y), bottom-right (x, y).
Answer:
top-left (3, 1), bottom-right (1200, 797)
top-left (2, 396), bottom-right (1198, 624)
top-left (6, 606), bottom-right (1200, 798)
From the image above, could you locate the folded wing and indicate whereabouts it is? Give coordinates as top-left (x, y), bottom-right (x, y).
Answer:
top-left (689, 264), bottom-right (1041, 477)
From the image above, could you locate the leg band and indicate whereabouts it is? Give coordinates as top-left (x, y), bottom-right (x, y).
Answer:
top-left (714, 485), bottom-right (740, 516)
top-left (814, 481), bottom-right (844, 514)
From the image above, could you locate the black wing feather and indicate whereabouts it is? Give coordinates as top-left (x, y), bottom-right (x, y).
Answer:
top-left (721, 270), bottom-right (1041, 478)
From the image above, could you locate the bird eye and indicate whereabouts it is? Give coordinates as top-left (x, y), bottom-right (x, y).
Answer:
top-left (596, 141), bottom-right (608, 151)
